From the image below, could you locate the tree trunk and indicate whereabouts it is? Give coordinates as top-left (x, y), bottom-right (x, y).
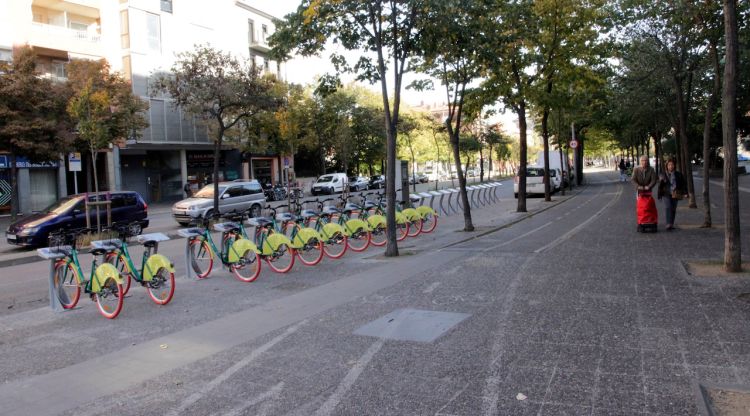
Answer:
top-left (212, 129), bottom-right (223, 218)
top-left (488, 143), bottom-right (493, 181)
top-left (479, 145), bottom-right (484, 183)
top-left (10, 153), bottom-right (19, 220)
top-left (674, 81), bottom-right (697, 208)
top-left (517, 101), bottom-right (528, 212)
top-left (702, 42), bottom-right (721, 228)
top-left (559, 146), bottom-right (565, 196)
top-left (450, 131), bottom-right (474, 231)
top-left (542, 107), bottom-right (551, 201)
top-left (722, 0), bottom-right (741, 272)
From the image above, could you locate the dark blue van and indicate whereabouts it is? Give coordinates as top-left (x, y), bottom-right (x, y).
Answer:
top-left (5, 191), bottom-right (149, 247)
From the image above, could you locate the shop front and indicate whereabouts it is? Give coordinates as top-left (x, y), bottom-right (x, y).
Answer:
top-left (0, 154), bottom-right (64, 215)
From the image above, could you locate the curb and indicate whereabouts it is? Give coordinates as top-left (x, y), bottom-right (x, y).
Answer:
top-left (0, 231), bottom-right (184, 268)
top-left (440, 187), bottom-right (584, 250)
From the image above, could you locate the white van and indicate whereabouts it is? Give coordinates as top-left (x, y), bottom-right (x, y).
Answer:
top-left (535, 150), bottom-right (572, 186)
top-left (311, 173), bottom-right (348, 195)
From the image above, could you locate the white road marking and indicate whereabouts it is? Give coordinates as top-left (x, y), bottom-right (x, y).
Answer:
top-left (482, 221), bottom-right (553, 253)
top-left (314, 339), bottom-right (385, 416)
top-left (220, 382), bottom-right (285, 416)
top-left (165, 320), bottom-right (305, 416)
top-left (423, 281), bottom-right (442, 294)
top-left (533, 184), bottom-right (622, 253)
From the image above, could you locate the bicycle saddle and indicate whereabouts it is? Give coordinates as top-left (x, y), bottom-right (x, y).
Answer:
top-left (249, 217), bottom-right (274, 227)
top-left (276, 212), bottom-right (296, 222)
top-left (300, 209), bottom-right (318, 219)
top-left (343, 203), bottom-right (362, 213)
top-left (322, 206), bottom-right (340, 215)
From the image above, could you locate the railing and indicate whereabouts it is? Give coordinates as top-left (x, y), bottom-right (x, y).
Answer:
top-left (31, 22), bottom-right (101, 43)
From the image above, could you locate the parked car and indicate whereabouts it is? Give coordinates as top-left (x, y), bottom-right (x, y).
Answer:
top-left (417, 173), bottom-right (429, 183)
top-left (349, 176), bottom-right (369, 192)
top-left (514, 167), bottom-right (547, 198)
top-left (311, 173), bottom-right (348, 195)
top-left (172, 180), bottom-right (265, 226)
top-left (549, 168), bottom-right (562, 191)
top-left (368, 175), bottom-right (385, 190)
top-left (5, 191), bottom-right (149, 247)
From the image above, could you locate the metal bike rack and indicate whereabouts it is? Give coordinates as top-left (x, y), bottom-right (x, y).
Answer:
top-left (177, 228), bottom-right (203, 280)
top-left (439, 189), bottom-right (455, 215)
top-left (37, 247), bottom-right (70, 312)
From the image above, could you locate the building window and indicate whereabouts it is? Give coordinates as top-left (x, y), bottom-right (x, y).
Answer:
top-left (160, 0), bottom-right (173, 13)
top-left (120, 10), bottom-right (129, 49)
top-left (146, 13), bottom-right (161, 53)
top-left (261, 24), bottom-right (268, 42)
top-left (53, 61), bottom-right (67, 79)
top-left (0, 49), bottom-right (11, 63)
top-left (248, 19), bottom-right (255, 44)
top-left (69, 21), bottom-right (88, 31)
top-left (263, 58), bottom-right (269, 73)
top-left (249, 52), bottom-right (256, 69)
top-left (121, 55), bottom-right (132, 80)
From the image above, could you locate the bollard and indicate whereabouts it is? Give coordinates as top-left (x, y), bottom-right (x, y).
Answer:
top-left (37, 247), bottom-right (69, 312)
top-left (177, 228), bottom-right (203, 279)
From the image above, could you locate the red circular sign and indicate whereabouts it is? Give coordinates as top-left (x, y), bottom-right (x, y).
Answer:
top-left (569, 140), bottom-right (579, 149)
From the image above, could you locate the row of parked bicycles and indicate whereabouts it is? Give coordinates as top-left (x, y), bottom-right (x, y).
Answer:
top-left (181, 191), bottom-right (438, 282)
top-left (41, 191), bottom-right (437, 319)
top-left (41, 224), bottom-right (175, 319)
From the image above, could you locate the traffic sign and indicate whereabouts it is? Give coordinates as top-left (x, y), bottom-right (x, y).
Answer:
top-left (569, 140), bottom-right (579, 149)
top-left (68, 153), bottom-right (82, 172)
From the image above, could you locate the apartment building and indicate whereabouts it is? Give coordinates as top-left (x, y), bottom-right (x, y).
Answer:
top-left (0, 0), bottom-right (287, 212)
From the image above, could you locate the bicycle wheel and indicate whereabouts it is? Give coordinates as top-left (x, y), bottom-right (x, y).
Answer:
top-left (265, 243), bottom-right (295, 273)
top-left (296, 238), bottom-right (324, 266)
top-left (105, 253), bottom-right (132, 296)
top-left (230, 248), bottom-right (262, 282)
top-left (94, 277), bottom-right (123, 319)
top-left (395, 222), bottom-right (409, 241)
top-left (323, 232), bottom-right (348, 259)
top-left (346, 227), bottom-right (371, 252)
top-left (407, 219), bottom-right (423, 237)
top-left (421, 213), bottom-right (438, 233)
top-left (188, 237), bottom-right (213, 279)
top-left (369, 224), bottom-right (387, 247)
top-left (53, 260), bottom-right (80, 309)
top-left (146, 267), bottom-right (175, 305)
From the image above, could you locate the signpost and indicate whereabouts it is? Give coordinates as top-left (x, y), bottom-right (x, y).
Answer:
top-left (68, 153), bottom-right (81, 194)
top-left (569, 140), bottom-right (579, 149)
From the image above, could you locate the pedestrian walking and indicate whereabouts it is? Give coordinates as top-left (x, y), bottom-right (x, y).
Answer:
top-left (658, 159), bottom-right (687, 230)
top-left (632, 155), bottom-right (658, 232)
top-left (618, 158), bottom-right (627, 182)
top-left (183, 182), bottom-right (192, 198)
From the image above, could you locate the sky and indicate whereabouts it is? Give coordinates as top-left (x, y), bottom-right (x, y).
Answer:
top-left (255, 1), bottom-right (527, 139)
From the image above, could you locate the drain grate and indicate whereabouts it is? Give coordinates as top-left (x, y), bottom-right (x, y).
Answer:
top-left (353, 308), bottom-right (470, 343)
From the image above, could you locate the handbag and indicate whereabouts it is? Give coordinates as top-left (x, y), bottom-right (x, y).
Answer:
top-left (671, 189), bottom-right (685, 200)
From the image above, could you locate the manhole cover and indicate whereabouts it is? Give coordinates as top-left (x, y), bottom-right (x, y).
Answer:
top-left (353, 308), bottom-right (470, 343)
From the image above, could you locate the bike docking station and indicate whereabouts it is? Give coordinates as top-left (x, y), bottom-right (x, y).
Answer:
top-left (408, 181), bottom-right (504, 217)
top-left (36, 246), bottom-right (71, 312)
top-left (177, 227), bottom-right (204, 280)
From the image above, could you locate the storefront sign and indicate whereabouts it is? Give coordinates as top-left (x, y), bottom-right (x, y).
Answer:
top-left (12, 157), bottom-right (59, 168)
top-left (0, 155), bottom-right (7, 169)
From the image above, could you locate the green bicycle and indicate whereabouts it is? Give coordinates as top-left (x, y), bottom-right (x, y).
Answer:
top-left (180, 215), bottom-right (262, 282)
top-left (42, 228), bottom-right (124, 319)
top-left (102, 223), bottom-right (175, 305)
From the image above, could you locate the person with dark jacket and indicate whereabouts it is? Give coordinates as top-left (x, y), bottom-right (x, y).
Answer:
top-left (658, 159), bottom-right (688, 230)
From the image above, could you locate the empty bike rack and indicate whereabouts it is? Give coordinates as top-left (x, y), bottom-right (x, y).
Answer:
top-left (37, 247), bottom-right (68, 312)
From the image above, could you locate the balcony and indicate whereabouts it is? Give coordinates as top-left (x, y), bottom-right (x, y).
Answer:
top-left (249, 31), bottom-right (271, 53)
top-left (29, 22), bottom-right (103, 57)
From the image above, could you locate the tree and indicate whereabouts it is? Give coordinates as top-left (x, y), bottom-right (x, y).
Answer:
top-left (722, 0), bottom-right (741, 272)
top-left (414, 0), bottom-right (491, 231)
top-left (66, 59), bottom-right (148, 204)
top-left (152, 45), bottom-right (282, 216)
top-left (0, 46), bottom-right (72, 219)
top-left (271, 1), bottom-right (425, 256)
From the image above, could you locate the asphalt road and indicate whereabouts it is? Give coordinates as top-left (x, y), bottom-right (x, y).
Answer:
top-left (3, 169), bottom-right (750, 415)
